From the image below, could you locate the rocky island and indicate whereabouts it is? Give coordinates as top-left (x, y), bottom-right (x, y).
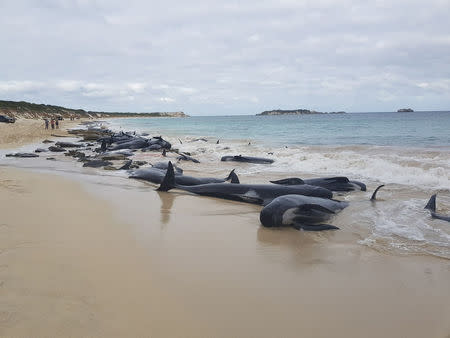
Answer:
top-left (397, 108), bottom-right (414, 112)
top-left (0, 100), bottom-right (188, 120)
top-left (256, 109), bottom-right (345, 116)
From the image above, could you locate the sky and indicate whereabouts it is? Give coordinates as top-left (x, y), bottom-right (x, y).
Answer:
top-left (0, 0), bottom-right (449, 115)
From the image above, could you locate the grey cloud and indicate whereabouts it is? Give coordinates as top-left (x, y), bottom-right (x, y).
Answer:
top-left (1, 0), bottom-right (449, 114)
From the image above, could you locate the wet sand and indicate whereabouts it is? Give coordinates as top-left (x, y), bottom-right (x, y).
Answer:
top-left (0, 120), bottom-right (449, 337)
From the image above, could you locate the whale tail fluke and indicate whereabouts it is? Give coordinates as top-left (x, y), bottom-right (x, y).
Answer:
top-left (157, 161), bottom-right (176, 191)
top-left (371, 185), bottom-right (385, 200)
top-left (225, 169), bottom-right (240, 184)
top-left (270, 178), bottom-right (305, 185)
top-left (424, 194), bottom-right (437, 212)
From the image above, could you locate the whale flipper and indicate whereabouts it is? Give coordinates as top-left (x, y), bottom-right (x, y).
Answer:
top-left (370, 185), bottom-right (385, 200)
top-left (294, 204), bottom-right (336, 214)
top-left (424, 194), bottom-right (436, 212)
top-left (239, 190), bottom-right (264, 204)
top-left (292, 224), bottom-right (340, 231)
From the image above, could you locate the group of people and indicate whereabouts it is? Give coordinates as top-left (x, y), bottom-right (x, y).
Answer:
top-left (44, 118), bottom-right (60, 130)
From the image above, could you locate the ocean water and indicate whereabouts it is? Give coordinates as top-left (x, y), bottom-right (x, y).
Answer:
top-left (108, 111), bottom-right (450, 190)
top-left (106, 111), bottom-right (450, 259)
top-left (109, 111), bottom-right (450, 148)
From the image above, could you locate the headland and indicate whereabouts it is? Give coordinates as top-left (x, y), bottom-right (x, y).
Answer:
top-left (256, 108), bottom-right (345, 115)
top-left (0, 99), bottom-right (188, 120)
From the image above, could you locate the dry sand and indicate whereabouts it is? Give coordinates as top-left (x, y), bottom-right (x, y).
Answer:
top-left (0, 119), bottom-right (449, 337)
top-left (0, 118), bottom-right (83, 149)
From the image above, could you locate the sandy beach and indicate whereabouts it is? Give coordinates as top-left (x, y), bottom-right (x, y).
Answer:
top-left (1, 119), bottom-right (449, 337)
top-left (0, 118), bottom-right (82, 149)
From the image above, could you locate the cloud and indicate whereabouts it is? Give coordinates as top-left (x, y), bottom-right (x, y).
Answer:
top-left (1, 0), bottom-right (449, 114)
top-left (248, 34), bottom-right (261, 42)
top-left (126, 82), bottom-right (147, 93)
top-left (160, 97), bottom-right (175, 103)
top-left (56, 80), bottom-right (82, 92)
top-left (0, 80), bottom-right (44, 93)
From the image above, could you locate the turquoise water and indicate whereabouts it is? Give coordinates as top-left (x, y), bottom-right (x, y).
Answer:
top-left (110, 111), bottom-right (450, 148)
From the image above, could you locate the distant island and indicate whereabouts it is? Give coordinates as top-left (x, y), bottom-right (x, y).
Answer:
top-left (256, 109), bottom-right (345, 116)
top-left (0, 100), bottom-right (188, 119)
top-left (397, 108), bottom-right (414, 112)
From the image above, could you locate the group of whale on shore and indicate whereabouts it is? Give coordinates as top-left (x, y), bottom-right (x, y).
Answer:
top-left (149, 160), bottom-right (448, 230)
top-left (4, 123), bottom-right (449, 229)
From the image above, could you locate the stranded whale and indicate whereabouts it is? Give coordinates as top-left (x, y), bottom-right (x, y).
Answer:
top-left (221, 155), bottom-right (274, 164)
top-left (157, 162), bottom-right (333, 205)
top-left (425, 194), bottom-right (450, 222)
top-left (130, 167), bottom-right (239, 186)
top-left (260, 184), bottom-right (385, 231)
top-left (260, 195), bottom-right (348, 231)
top-left (270, 177), bottom-right (366, 192)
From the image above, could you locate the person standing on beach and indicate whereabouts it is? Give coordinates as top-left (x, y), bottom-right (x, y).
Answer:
top-left (50, 119), bottom-right (55, 130)
top-left (55, 119), bottom-right (59, 129)
top-left (44, 119), bottom-right (49, 129)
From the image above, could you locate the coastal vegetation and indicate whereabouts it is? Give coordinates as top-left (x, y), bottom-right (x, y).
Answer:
top-left (0, 100), bottom-right (188, 119)
top-left (256, 109), bottom-right (345, 116)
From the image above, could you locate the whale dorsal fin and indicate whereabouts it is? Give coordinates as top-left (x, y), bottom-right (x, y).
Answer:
top-left (225, 169), bottom-right (240, 184)
top-left (424, 194), bottom-right (436, 212)
top-left (371, 185), bottom-right (385, 200)
top-left (157, 161), bottom-right (175, 191)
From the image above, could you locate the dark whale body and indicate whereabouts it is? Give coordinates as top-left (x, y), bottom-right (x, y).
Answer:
top-left (260, 195), bottom-right (348, 231)
top-left (177, 153), bottom-right (200, 163)
top-left (157, 162), bottom-right (332, 205)
top-left (270, 177), bottom-right (366, 192)
top-left (151, 161), bottom-right (183, 174)
top-left (221, 155), bottom-right (274, 164)
top-left (108, 138), bottom-right (148, 151)
top-left (130, 167), bottom-right (239, 186)
top-left (5, 152), bottom-right (39, 158)
top-left (425, 195), bottom-right (450, 222)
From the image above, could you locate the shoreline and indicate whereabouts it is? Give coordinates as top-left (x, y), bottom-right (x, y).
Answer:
top-left (0, 118), bottom-right (449, 337)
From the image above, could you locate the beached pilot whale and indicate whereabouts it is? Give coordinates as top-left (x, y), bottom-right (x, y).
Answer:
top-left (270, 177), bottom-right (366, 192)
top-left (221, 155), bottom-right (274, 164)
top-left (425, 195), bottom-right (450, 222)
top-left (157, 162), bottom-right (333, 205)
top-left (260, 195), bottom-right (348, 231)
top-left (151, 161), bottom-right (183, 174)
top-left (130, 167), bottom-right (239, 186)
